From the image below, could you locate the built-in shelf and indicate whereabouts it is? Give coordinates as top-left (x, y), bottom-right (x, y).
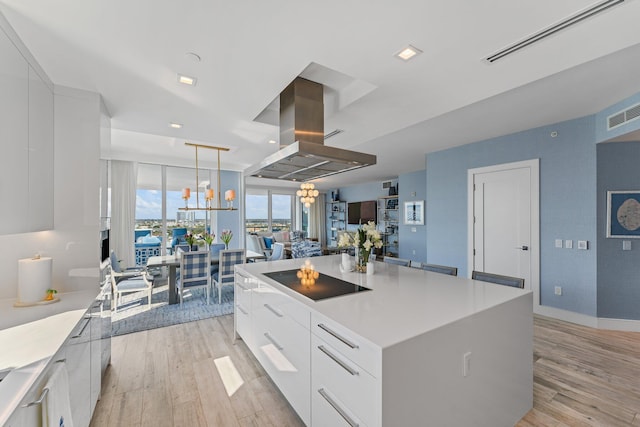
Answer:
top-left (326, 200), bottom-right (346, 247)
top-left (378, 195), bottom-right (399, 258)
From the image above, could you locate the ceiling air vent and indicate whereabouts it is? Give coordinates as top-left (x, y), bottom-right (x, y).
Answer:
top-left (485, 0), bottom-right (624, 63)
top-left (324, 129), bottom-right (344, 140)
top-left (607, 102), bottom-right (640, 130)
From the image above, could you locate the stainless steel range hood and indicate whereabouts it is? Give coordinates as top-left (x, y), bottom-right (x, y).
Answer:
top-left (245, 77), bottom-right (376, 182)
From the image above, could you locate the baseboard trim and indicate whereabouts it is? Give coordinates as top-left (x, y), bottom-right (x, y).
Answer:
top-left (534, 305), bottom-right (597, 328)
top-left (534, 304), bottom-right (640, 332)
top-left (597, 317), bottom-right (640, 332)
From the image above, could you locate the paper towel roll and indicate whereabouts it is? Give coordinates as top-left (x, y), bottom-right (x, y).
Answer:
top-left (18, 257), bottom-right (53, 304)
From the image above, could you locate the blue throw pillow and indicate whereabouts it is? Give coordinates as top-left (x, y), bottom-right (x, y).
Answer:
top-left (263, 237), bottom-right (273, 249)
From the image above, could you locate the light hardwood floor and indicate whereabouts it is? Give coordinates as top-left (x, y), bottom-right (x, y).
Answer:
top-left (91, 315), bottom-right (640, 427)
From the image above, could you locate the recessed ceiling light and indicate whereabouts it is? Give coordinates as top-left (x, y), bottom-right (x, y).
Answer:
top-left (177, 74), bottom-right (197, 86)
top-left (395, 45), bottom-right (422, 61)
top-left (268, 139), bottom-right (277, 144)
top-left (169, 122), bottom-right (183, 129)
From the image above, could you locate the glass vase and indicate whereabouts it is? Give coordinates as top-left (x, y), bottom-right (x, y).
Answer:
top-left (355, 248), bottom-right (370, 273)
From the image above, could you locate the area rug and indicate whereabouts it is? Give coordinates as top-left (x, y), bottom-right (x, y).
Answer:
top-left (110, 281), bottom-right (234, 336)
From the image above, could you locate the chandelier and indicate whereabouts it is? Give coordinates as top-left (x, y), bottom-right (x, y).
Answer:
top-left (179, 142), bottom-right (237, 211)
top-left (297, 183), bottom-right (319, 208)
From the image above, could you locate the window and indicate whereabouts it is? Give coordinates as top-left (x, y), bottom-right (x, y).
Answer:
top-left (166, 166), bottom-right (210, 237)
top-left (246, 188), bottom-right (294, 232)
top-left (135, 164), bottom-right (162, 237)
top-left (272, 194), bottom-right (292, 231)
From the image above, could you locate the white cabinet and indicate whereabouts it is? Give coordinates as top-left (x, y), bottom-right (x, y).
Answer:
top-left (234, 271), bottom-right (311, 425)
top-left (28, 65), bottom-right (54, 231)
top-left (0, 27), bottom-right (29, 234)
top-left (0, 22), bottom-right (54, 234)
top-left (250, 280), bottom-right (311, 425)
top-left (67, 311), bottom-right (92, 426)
top-left (311, 334), bottom-right (378, 427)
top-left (234, 270), bottom-right (255, 348)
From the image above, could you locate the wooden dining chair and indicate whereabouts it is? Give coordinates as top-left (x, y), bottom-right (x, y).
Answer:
top-left (213, 249), bottom-right (246, 304)
top-left (422, 263), bottom-right (458, 276)
top-left (471, 270), bottom-right (524, 288)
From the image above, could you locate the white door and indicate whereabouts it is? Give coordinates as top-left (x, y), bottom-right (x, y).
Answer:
top-left (469, 160), bottom-right (539, 294)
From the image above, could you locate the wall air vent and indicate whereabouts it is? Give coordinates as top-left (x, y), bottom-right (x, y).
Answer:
top-left (484, 0), bottom-right (624, 63)
top-left (607, 102), bottom-right (640, 130)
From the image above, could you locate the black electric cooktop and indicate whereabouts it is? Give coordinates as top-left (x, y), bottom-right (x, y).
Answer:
top-left (263, 269), bottom-right (371, 301)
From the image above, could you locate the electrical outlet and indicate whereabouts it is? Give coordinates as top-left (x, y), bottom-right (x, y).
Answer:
top-left (565, 240), bottom-right (573, 249)
top-left (463, 352), bottom-right (472, 377)
top-left (623, 240), bottom-right (631, 251)
top-left (577, 240), bottom-right (588, 250)
top-left (412, 249), bottom-right (416, 255)
top-left (554, 286), bottom-right (562, 296)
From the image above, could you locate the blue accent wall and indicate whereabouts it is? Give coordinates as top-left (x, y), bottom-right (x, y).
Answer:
top-left (398, 170), bottom-right (427, 264)
top-left (426, 116), bottom-right (598, 316)
top-left (596, 141), bottom-right (640, 319)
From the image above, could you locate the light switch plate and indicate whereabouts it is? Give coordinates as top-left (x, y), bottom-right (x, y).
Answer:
top-left (555, 239), bottom-right (563, 248)
top-left (623, 240), bottom-right (631, 251)
top-left (411, 227), bottom-right (417, 232)
top-left (565, 240), bottom-right (573, 249)
top-left (577, 240), bottom-right (588, 250)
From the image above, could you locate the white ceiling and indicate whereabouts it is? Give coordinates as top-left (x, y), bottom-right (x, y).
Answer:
top-left (2, 0), bottom-right (640, 190)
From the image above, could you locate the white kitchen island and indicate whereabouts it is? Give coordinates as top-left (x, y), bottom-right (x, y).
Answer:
top-left (235, 255), bottom-right (532, 427)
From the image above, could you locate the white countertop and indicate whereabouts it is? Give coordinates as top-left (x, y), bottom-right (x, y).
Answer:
top-left (0, 289), bottom-right (98, 425)
top-left (238, 255), bottom-right (532, 349)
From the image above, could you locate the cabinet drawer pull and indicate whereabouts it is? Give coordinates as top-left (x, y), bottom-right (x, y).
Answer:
top-left (264, 332), bottom-right (283, 350)
top-left (236, 304), bottom-right (248, 315)
top-left (264, 303), bottom-right (283, 318)
top-left (318, 345), bottom-right (359, 376)
top-left (22, 388), bottom-right (49, 408)
top-left (71, 317), bottom-right (91, 338)
top-left (317, 323), bottom-right (359, 349)
top-left (318, 388), bottom-right (359, 427)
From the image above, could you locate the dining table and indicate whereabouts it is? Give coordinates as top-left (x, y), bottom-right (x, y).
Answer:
top-left (147, 249), bottom-right (266, 304)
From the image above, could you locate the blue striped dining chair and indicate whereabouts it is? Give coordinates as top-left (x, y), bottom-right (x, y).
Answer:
top-left (213, 249), bottom-right (245, 304)
top-left (177, 250), bottom-right (211, 306)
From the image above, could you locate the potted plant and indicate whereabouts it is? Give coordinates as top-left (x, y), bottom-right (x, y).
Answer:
top-left (353, 221), bottom-right (383, 273)
top-left (45, 288), bottom-right (58, 301)
top-left (204, 232), bottom-right (215, 250)
top-left (185, 233), bottom-right (197, 250)
top-left (220, 230), bottom-right (233, 249)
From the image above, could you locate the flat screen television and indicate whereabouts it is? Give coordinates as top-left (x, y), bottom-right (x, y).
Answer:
top-left (347, 200), bottom-right (376, 224)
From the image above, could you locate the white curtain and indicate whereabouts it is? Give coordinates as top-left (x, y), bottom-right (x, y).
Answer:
top-left (111, 160), bottom-right (138, 268)
top-left (308, 193), bottom-right (326, 247)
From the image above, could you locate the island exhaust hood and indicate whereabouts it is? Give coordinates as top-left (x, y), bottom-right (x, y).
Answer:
top-left (245, 77), bottom-right (376, 182)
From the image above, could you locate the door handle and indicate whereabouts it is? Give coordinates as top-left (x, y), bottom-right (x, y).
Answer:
top-left (514, 245), bottom-right (529, 251)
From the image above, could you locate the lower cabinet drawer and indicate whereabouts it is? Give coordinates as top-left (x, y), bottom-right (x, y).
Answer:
top-left (235, 298), bottom-right (251, 348)
top-left (311, 334), bottom-right (378, 427)
top-left (253, 317), bottom-right (310, 425)
top-left (312, 386), bottom-right (368, 427)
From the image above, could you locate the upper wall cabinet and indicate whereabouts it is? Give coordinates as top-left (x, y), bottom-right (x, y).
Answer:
top-left (28, 65), bottom-right (54, 231)
top-left (0, 29), bottom-right (29, 234)
top-left (0, 27), bottom-right (54, 234)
